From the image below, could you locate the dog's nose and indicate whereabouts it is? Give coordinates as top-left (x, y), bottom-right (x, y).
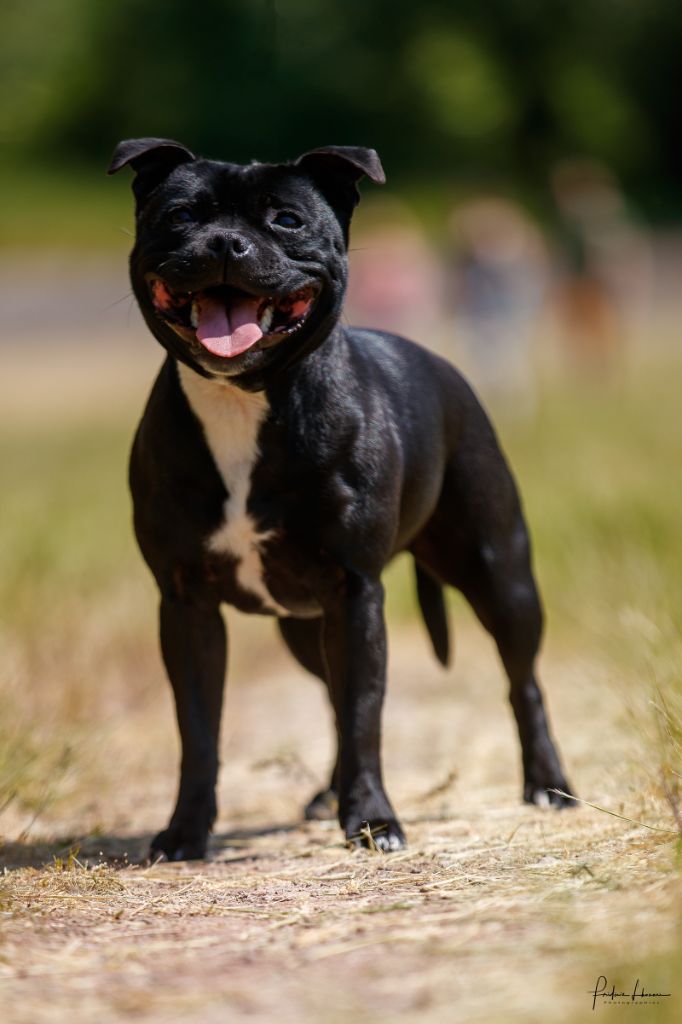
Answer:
top-left (206, 230), bottom-right (252, 259)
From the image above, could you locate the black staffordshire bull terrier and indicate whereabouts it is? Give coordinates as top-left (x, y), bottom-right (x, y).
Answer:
top-left (108, 137), bottom-right (573, 861)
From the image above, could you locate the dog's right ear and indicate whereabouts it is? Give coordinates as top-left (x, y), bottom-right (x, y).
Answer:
top-left (107, 138), bottom-right (196, 208)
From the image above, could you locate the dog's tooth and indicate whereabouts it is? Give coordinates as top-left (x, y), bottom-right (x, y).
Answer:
top-left (259, 304), bottom-right (274, 333)
top-left (190, 301), bottom-right (199, 329)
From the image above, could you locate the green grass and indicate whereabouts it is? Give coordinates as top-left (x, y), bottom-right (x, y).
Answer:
top-left (0, 419), bottom-right (142, 821)
top-left (0, 422), bottom-right (134, 599)
top-left (501, 367), bottom-right (682, 726)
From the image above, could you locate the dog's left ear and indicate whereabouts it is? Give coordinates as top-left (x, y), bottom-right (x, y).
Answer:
top-left (107, 137), bottom-right (196, 209)
top-left (295, 146), bottom-right (385, 237)
top-left (295, 146), bottom-right (386, 187)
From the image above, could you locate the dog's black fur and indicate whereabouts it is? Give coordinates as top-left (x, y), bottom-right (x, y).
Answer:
top-left (109, 137), bottom-right (573, 861)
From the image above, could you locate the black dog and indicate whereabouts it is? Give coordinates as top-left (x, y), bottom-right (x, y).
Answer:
top-left (108, 137), bottom-right (573, 861)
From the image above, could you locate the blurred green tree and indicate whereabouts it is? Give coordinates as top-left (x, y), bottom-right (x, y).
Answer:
top-left (1, 0), bottom-right (680, 215)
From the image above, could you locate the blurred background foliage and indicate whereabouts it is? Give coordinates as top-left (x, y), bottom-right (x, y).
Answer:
top-left (2, 0), bottom-right (682, 235)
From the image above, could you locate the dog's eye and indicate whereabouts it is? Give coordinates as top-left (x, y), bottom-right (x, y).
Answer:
top-left (170, 209), bottom-right (195, 225)
top-left (273, 211), bottom-right (303, 229)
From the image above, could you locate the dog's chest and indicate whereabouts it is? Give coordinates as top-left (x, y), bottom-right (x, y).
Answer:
top-left (178, 364), bottom-right (288, 615)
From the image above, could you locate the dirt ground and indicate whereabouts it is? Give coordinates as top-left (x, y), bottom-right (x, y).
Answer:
top-left (1, 615), bottom-right (679, 1024)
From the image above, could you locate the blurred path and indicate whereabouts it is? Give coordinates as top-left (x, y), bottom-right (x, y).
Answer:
top-left (0, 256), bottom-right (160, 424)
top-left (0, 255), bottom-right (141, 343)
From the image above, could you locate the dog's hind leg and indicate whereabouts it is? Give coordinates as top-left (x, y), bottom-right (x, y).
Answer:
top-left (278, 617), bottom-right (339, 820)
top-left (454, 529), bottom-right (574, 807)
top-left (411, 432), bottom-right (573, 807)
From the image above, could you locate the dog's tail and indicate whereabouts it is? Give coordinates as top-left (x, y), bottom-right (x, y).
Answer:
top-left (414, 563), bottom-right (451, 668)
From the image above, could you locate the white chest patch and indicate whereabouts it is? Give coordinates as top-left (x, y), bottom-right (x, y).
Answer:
top-left (177, 363), bottom-right (288, 615)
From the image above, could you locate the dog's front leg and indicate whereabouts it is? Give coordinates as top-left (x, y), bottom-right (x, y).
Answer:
top-left (150, 595), bottom-right (226, 861)
top-left (323, 573), bottom-right (405, 851)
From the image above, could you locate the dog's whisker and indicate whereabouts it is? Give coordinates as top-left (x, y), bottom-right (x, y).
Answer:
top-left (100, 291), bottom-right (134, 313)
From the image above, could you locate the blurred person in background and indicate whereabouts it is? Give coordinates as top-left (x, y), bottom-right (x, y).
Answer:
top-left (345, 199), bottom-right (444, 342)
top-left (550, 158), bottom-right (653, 377)
top-left (447, 197), bottom-right (549, 410)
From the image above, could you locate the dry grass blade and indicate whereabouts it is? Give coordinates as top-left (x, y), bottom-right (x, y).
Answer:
top-left (125, 881), bottom-right (197, 919)
top-left (549, 790), bottom-right (681, 835)
top-left (650, 689), bottom-right (682, 832)
top-left (412, 768), bottom-right (458, 803)
top-left (344, 822), bottom-right (388, 853)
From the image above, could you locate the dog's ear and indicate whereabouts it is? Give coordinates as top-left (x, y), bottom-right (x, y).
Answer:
top-left (295, 146), bottom-right (386, 187)
top-left (107, 138), bottom-right (196, 208)
top-left (294, 146), bottom-right (385, 239)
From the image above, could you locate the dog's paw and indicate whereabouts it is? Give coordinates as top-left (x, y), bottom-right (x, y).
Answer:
top-left (524, 781), bottom-right (576, 809)
top-left (346, 818), bottom-right (406, 852)
top-left (149, 824), bottom-right (209, 862)
top-left (304, 787), bottom-right (339, 821)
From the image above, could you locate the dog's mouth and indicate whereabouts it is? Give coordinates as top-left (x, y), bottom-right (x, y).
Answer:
top-left (147, 277), bottom-right (320, 359)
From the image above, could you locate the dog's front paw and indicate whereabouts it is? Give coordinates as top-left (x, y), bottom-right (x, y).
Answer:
top-left (346, 818), bottom-right (406, 852)
top-left (149, 823), bottom-right (210, 862)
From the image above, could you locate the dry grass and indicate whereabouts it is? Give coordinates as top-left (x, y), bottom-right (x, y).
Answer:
top-left (0, 793), bottom-right (678, 1023)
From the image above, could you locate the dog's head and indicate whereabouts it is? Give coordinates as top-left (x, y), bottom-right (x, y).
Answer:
top-left (108, 138), bottom-right (384, 388)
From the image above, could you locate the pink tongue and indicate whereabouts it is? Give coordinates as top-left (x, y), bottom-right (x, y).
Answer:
top-left (195, 295), bottom-right (263, 358)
